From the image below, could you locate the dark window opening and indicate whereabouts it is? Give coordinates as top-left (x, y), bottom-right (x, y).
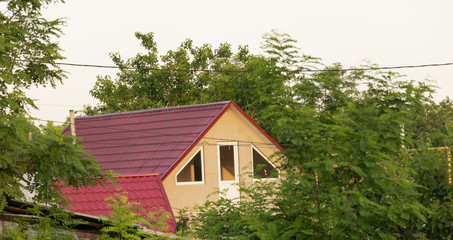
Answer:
top-left (177, 151), bottom-right (202, 182)
top-left (220, 145), bottom-right (235, 181)
top-left (253, 148), bottom-right (276, 179)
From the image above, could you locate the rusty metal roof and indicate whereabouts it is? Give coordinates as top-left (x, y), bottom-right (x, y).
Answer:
top-left (61, 175), bottom-right (176, 233)
top-left (62, 101), bottom-right (231, 177)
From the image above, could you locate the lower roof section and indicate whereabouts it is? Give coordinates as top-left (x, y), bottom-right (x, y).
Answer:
top-left (61, 174), bottom-right (176, 233)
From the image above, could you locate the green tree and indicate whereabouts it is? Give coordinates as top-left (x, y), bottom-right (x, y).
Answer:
top-left (192, 67), bottom-right (433, 240)
top-left (409, 97), bottom-right (453, 146)
top-left (0, 0), bottom-right (106, 206)
top-left (86, 32), bottom-right (229, 113)
top-left (405, 97), bottom-right (453, 239)
top-left (98, 194), bottom-right (172, 240)
top-left (188, 32), bottom-right (448, 239)
top-left (406, 147), bottom-right (453, 239)
top-left (85, 30), bottom-right (319, 135)
top-left (84, 29), bottom-right (453, 239)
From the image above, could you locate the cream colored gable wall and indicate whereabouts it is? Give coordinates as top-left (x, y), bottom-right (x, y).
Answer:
top-left (162, 107), bottom-right (280, 213)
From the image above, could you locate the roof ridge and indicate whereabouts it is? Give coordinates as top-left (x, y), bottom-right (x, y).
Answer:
top-left (76, 101), bottom-right (232, 120)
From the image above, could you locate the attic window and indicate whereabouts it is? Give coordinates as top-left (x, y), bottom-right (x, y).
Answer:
top-left (176, 149), bottom-right (204, 184)
top-left (253, 147), bottom-right (277, 179)
top-left (219, 145), bottom-right (236, 181)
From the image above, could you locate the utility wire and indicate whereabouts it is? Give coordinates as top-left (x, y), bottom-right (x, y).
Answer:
top-left (34, 118), bottom-right (289, 147)
top-left (36, 104), bottom-right (85, 108)
top-left (305, 62), bottom-right (453, 72)
top-left (33, 118), bottom-right (453, 151)
top-left (50, 61), bottom-right (453, 72)
top-left (54, 62), bottom-right (252, 73)
top-left (72, 120), bottom-right (283, 146)
top-left (65, 140), bottom-right (280, 150)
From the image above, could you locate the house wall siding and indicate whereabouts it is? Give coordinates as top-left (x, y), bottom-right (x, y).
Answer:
top-left (162, 108), bottom-right (279, 213)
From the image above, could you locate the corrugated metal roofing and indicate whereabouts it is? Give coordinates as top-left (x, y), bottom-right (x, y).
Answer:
top-left (61, 175), bottom-right (176, 233)
top-left (62, 101), bottom-right (231, 176)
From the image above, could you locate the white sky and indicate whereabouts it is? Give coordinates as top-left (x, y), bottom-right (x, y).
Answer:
top-left (26, 0), bottom-right (453, 123)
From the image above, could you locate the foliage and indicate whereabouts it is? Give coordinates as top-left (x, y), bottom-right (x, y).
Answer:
top-left (85, 31), bottom-right (299, 135)
top-left (98, 194), bottom-right (172, 240)
top-left (406, 147), bottom-right (453, 238)
top-left (175, 209), bottom-right (189, 234)
top-left (190, 180), bottom-right (279, 240)
top-left (0, 115), bottom-right (106, 205)
top-left (0, 0), bottom-right (107, 206)
top-left (0, 0), bottom-right (65, 114)
top-left (83, 29), bottom-right (453, 239)
top-left (408, 97), bottom-right (453, 146)
top-left (272, 72), bottom-right (431, 239)
top-left (86, 32), bottom-right (240, 113)
top-left (188, 32), bottom-right (453, 239)
top-left (191, 68), bottom-right (434, 239)
top-left (0, 205), bottom-right (81, 240)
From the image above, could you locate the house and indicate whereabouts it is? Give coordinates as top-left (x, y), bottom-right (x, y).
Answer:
top-left (61, 101), bottom-right (282, 230)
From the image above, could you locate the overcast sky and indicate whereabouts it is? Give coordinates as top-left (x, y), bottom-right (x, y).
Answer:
top-left (26, 0), bottom-right (453, 123)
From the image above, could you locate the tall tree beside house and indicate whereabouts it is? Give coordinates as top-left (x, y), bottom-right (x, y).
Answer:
top-left (190, 66), bottom-right (439, 239)
top-left (84, 31), bottom-right (303, 135)
top-left (189, 35), bottom-right (453, 239)
top-left (0, 0), bottom-right (106, 206)
top-left (85, 32), bottom-right (249, 113)
top-left (85, 30), bottom-right (453, 238)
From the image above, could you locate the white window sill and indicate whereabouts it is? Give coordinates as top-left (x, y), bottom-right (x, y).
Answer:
top-left (176, 181), bottom-right (205, 186)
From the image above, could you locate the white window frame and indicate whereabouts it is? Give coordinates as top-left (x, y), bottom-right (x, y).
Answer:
top-left (251, 145), bottom-right (279, 181)
top-left (217, 142), bottom-right (240, 200)
top-left (217, 142), bottom-right (239, 184)
top-left (175, 147), bottom-right (205, 185)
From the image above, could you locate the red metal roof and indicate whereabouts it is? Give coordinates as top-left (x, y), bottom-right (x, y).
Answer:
top-left (62, 101), bottom-right (283, 180)
top-left (61, 175), bottom-right (176, 232)
top-left (62, 101), bottom-right (231, 176)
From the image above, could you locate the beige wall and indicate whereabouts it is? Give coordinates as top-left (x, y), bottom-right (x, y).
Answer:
top-left (162, 107), bottom-right (280, 214)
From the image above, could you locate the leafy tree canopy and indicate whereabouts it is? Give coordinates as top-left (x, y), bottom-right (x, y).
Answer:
top-left (85, 30), bottom-right (453, 239)
top-left (0, 0), bottom-right (107, 207)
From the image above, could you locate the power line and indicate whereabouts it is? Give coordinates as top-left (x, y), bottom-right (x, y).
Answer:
top-left (34, 119), bottom-right (66, 124)
top-left (304, 62), bottom-right (453, 73)
top-left (34, 118), bottom-right (289, 147)
top-left (36, 104), bottom-right (85, 108)
top-left (61, 140), bottom-right (280, 150)
top-left (50, 61), bottom-right (453, 72)
top-left (54, 62), bottom-right (252, 73)
top-left (74, 121), bottom-right (285, 147)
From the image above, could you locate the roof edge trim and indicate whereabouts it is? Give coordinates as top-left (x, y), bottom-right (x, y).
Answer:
top-left (155, 175), bottom-right (176, 222)
top-left (161, 101), bottom-right (232, 180)
top-left (229, 101), bottom-right (284, 151)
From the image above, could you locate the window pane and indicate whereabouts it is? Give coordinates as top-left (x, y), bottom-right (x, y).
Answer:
top-left (220, 145), bottom-right (235, 181)
top-left (177, 151), bottom-right (202, 182)
top-left (193, 152), bottom-right (202, 181)
top-left (253, 149), bottom-right (276, 178)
